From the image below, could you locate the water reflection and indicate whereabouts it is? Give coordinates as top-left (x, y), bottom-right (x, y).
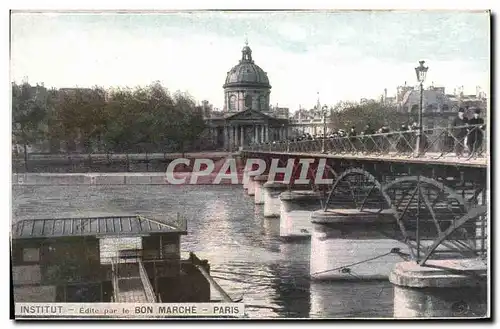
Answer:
top-left (310, 280), bottom-right (393, 318)
top-left (269, 242), bottom-right (311, 317)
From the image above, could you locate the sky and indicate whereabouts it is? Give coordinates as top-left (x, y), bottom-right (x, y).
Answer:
top-left (10, 11), bottom-right (490, 111)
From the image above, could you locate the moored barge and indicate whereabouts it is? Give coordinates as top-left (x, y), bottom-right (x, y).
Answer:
top-left (11, 214), bottom-right (230, 305)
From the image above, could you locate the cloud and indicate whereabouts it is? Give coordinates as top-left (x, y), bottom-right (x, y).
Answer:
top-left (10, 12), bottom-right (489, 112)
top-left (274, 22), bottom-right (309, 42)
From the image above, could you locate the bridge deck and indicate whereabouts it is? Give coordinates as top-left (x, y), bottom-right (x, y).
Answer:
top-left (241, 151), bottom-right (487, 168)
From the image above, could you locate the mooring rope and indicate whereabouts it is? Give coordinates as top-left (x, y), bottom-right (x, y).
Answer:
top-left (210, 270), bottom-right (277, 279)
top-left (311, 249), bottom-right (401, 277)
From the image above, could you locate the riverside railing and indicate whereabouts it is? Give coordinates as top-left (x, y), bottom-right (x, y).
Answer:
top-left (244, 124), bottom-right (486, 160)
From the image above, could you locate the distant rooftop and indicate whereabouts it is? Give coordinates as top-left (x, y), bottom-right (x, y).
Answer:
top-left (12, 215), bottom-right (187, 240)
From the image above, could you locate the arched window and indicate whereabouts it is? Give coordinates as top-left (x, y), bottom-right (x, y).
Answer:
top-left (229, 95), bottom-right (236, 111)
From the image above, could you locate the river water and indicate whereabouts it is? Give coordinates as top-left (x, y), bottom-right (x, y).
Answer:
top-left (12, 184), bottom-right (394, 319)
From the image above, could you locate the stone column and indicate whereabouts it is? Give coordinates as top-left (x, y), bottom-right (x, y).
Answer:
top-left (265, 125), bottom-right (269, 142)
top-left (223, 126), bottom-right (229, 150)
top-left (234, 125), bottom-right (239, 147)
top-left (253, 125), bottom-right (258, 143)
top-left (240, 126), bottom-right (245, 146)
top-left (239, 92), bottom-right (244, 111)
top-left (261, 124), bottom-right (265, 142)
top-left (229, 126), bottom-right (233, 150)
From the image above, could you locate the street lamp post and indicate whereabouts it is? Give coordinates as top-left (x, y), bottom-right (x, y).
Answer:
top-left (321, 105), bottom-right (328, 153)
top-left (415, 60), bottom-right (429, 156)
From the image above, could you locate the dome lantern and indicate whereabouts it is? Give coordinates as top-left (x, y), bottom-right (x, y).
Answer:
top-left (241, 39), bottom-right (253, 63)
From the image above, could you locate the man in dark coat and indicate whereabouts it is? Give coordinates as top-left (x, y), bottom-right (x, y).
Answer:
top-left (451, 108), bottom-right (469, 157)
top-left (363, 124), bottom-right (375, 135)
top-left (363, 124), bottom-right (376, 152)
top-left (467, 108), bottom-right (485, 156)
top-left (397, 124), bottom-right (411, 153)
top-left (348, 126), bottom-right (357, 137)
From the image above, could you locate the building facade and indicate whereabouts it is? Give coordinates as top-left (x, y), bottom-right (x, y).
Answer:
top-left (288, 106), bottom-right (332, 137)
top-left (396, 84), bottom-right (487, 129)
top-left (205, 42), bottom-right (289, 150)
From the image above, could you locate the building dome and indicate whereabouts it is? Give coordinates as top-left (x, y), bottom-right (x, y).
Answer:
top-left (223, 44), bottom-right (271, 89)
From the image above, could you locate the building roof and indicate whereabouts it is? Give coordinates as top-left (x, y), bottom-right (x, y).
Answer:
top-left (223, 43), bottom-right (271, 89)
top-left (401, 88), bottom-right (449, 107)
top-left (12, 215), bottom-right (187, 240)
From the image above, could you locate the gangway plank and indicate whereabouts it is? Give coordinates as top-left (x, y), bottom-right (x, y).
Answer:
top-left (111, 258), bottom-right (157, 303)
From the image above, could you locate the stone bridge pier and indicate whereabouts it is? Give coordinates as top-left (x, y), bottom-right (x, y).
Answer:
top-left (390, 259), bottom-right (487, 318)
top-left (253, 175), bottom-right (269, 205)
top-left (241, 138), bottom-right (489, 317)
top-left (309, 209), bottom-right (409, 280)
top-left (279, 190), bottom-right (323, 240)
top-left (246, 171), bottom-right (260, 196)
top-left (263, 181), bottom-right (290, 217)
top-left (242, 168), bottom-right (250, 190)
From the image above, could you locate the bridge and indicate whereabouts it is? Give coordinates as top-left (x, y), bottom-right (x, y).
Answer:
top-left (240, 124), bottom-right (488, 268)
top-left (240, 124), bottom-right (488, 316)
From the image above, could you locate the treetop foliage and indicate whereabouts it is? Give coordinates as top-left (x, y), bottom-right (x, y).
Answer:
top-left (329, 101), bottom-right (410, 132)
top-left (12, 81), bottom-right (207, 153)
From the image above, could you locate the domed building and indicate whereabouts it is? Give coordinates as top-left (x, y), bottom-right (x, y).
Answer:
top-left (205, 42), bottom-right (289, 151)
top-left (223, 43), bottom-right (271, 112)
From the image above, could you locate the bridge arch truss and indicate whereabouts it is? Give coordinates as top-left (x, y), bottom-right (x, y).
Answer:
top-left (323, 168), bottom-right (488, 264)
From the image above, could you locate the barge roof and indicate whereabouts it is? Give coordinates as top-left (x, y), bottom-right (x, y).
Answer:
top-left (12, 215), bottom-right (187, 240)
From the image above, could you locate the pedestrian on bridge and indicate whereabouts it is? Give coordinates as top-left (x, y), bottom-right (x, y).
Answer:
top-left (451, 108), bottom-right (469, 157)
top-left (363, 124), bottom-right (375, 135)
top-left (348, 126), bottom-right (357, 137)
top-left (363, 124), bottom-right (376, 152)
top-left (467, 108), bottom-right (485, 156)
top-left (397, 124), bottom-right (411, 153)
top-left (378, 125), bottom-right (391, 153)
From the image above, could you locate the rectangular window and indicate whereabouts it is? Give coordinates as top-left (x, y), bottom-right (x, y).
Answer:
top-left (23, 248), bottom-right (40, 263)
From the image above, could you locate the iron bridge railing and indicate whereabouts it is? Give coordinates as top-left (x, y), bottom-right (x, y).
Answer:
top-left (244, 124), bottom-right (487, 161)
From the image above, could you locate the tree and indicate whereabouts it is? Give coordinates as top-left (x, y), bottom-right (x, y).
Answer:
top-left (168, 91), bottom-right (206, 155)
top-left (12, 82), bottom-right (48, 170)
top-left (51, 87), bottom-right (108, 153)
top-left (329, 101), bottom-right (407, 132)
top-left (14, 81), bottom-right (208, 156)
